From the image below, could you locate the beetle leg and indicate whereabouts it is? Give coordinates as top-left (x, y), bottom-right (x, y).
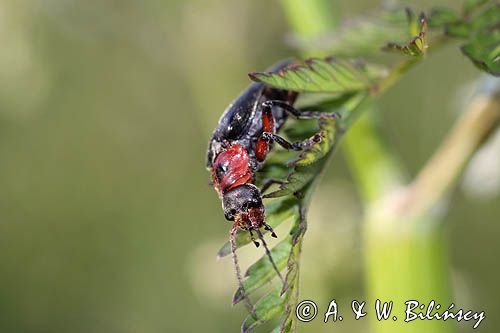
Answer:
top-left (262, 132), bottom-right (322, 151)
top-left (262, 100), bottom-right (341, 119)
top-left (255, 102), bottom-right (276, 162)
top-left (255, 99), bottom-right (333, 162)
top-left (260, 178), bottom-right (286, 194)
top-left (248, 229), bottom-right (260, 247)
top-left (263, 223), bottom-right (278, 238)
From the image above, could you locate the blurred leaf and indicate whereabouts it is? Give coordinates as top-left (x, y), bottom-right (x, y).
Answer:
top-left (445, 2), bottom-right (500, 75)
top-left (291, 6), bottom-right (444, 58)
top-left (233, 237), bottom-right (293, 304)
top-left (428, 8), bottom-right (460, 28)
top-left (461, 1), bottom-right (500, 76)
top-left (249, 57), bottom-right (386, 94)
top-left (305, 7), bottom-right (409, 56)
top-left (446, 2), bottom-right (499, 38)
top-left (468, 3), bottom-right (500, 33)
top-left (383, 12), bottom-right (428, 57)
top-left (463, 0), bottom-right (493, 15)
top-left (462, 34), bottom-right (500, 76)
top-left (293, 5), bottom-right (464, 57)
top-left (446, 21), bottom-right (472, 38)
top-left (241, 287), bottom-right (285, 333)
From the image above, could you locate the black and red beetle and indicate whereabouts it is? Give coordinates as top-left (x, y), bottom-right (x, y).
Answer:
top-left (206, 60), bottom-right (339, 312)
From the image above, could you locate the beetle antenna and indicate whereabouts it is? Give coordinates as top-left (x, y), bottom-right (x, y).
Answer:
top-left (253, 227), bottom-right (285, 285)
top-left (249, 229), bottom-right (260, 247)
top-left (230, 224), bottom-right (258, 320)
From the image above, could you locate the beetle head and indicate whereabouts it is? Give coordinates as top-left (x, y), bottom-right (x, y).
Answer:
top-left (222, 184), bottom-right (264, 228)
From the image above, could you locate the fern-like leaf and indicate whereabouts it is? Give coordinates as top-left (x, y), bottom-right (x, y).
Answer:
top-left (443, 1), bottom-right (500, 75)
top-left (248, 57), bottom-right (387, 94)
top-left (383, 11), bottom-right (428, 56)
top-left (233, 237), bottom-right (292, 304)
top-left (462, 34), bottom-right (500, 76)
top-left (241, 287), bottom-right (285, 333)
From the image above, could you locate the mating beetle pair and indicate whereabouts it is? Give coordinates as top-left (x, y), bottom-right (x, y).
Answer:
top-left (206, 60), bottom-right (340, 314)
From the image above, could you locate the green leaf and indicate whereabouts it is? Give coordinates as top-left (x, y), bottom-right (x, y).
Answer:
top-left (241, 287), bottom-right (285, 333)
top-left (291, 118), bottom-right (337, 166)
top-left (462, 33), bottom-right (500, 76)
top-left (233, 237), bottom-right (292, 304)
top-left (216, 197), bottom-right (297, 258)
top-left (279, 319), bottom-right (294, 333)
top-left (447, 2), bottom-right (499, 38)
top-left (249, 57), bottom-right (386, 94)
top-left (283, 93), bottom-right (367, 168)
top-left (447, 2), bottom-right (500, 75)
top-left (259, 94), bottom-right (369, 201)
top-left (463, 0), bottom-right (493, 15)
top-left (445, 21), bottom-right (472, 38)
top-left (383, 12), bottom-right (428, 57)
top-left (445, 1), bottom-right (500, 39)
top-left (270, 323), bottom-right (283, 333)
top-left (468, 4), bottom-right (500, 35)
top-left (256, 150), bottom-right (297, 185)
top-left (283, 118), bottom-right (319, 141)
top-left (282, 93), bottom-right (361, 141)
top-left (263, 162), bottom-right (322, 198)
top-left (277, 207), bottom-right (307, 333)
top-left (292, 7), bottom-right (412, 57)
top-left (428, 7), bottom-right (460, 28)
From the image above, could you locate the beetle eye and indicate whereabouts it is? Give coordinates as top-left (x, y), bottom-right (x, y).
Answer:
top-left (225, 209), bottom-right (237, 221)
top-left (247, 200), bottom-right (259, 208)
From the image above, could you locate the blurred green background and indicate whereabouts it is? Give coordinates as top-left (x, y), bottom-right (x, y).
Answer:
top-left (0, 0), bottom-right (498, 332)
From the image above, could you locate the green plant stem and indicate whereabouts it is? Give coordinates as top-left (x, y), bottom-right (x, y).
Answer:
top-left (403, 95), bottom-right (500, 218)
top-left (343, 112), bottom-right (405, 203)
top-left (364, 92), bottom-right (499, 333)
top-left (375, 58), bottom-right (419, 95)
top-left (352, 35), bottom-right (457, 333)
top-left (364, 217), bottom-right (454, 333)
